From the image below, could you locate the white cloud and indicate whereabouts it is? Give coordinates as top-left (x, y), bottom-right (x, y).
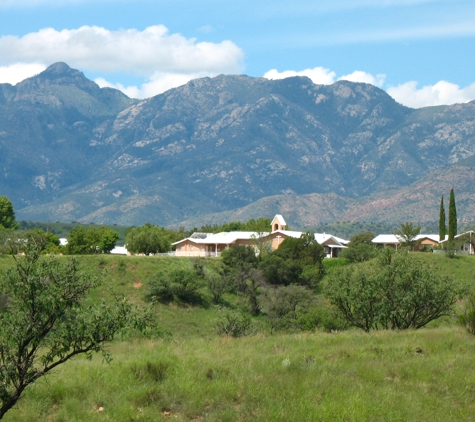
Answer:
top-left (387, 80), bottom-right (475, 108)
top-left (0, 63), bottom-right (46, 85)
top-left (264, 67), bottom-right (386, 87)
top-left (95, 71), bottom-right (214, 99)
top-left (264, 66), bottom-right (475, 108)
top-left (0, 25), bottom-right (244, 76)
top-left (338, 71), bottom-right (386, 87)
top-left (0, 25), bottom-right (244, 97)
top-left (264, 67), bottom-right (336, 84)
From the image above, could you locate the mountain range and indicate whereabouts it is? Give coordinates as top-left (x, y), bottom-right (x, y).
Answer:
top-left (1, 62), bottom-right (474, 229)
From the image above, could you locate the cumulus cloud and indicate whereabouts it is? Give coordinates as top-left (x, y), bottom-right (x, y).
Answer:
top-left (338, 70), bottom-right (386, 87)
top-left (0, 25), bottom-right (243, 97)
top-left (0, 25), bottom-right (243, 76)
top-left (264, 67), bottom-right (336, 84)
top-left (264, 66), bottom-right (386, 87)
top-left (264, 66), bottom-right (475, 108)
top-left (0, 63), bottom-right (46, 85)
top-left (95, 71), bottom-right (214, 99)
top-left (387, 80), bottom-right (475, 108)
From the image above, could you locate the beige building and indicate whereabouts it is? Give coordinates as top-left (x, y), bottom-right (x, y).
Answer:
top-left (172, 215), bottom-right (347, 258)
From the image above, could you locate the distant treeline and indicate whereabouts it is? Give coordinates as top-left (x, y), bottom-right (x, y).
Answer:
top-left (18, 218), bottom-right (475, 244)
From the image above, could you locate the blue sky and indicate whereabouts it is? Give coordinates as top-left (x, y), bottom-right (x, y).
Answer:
top-left (0, 0), bottom-right (474, 107)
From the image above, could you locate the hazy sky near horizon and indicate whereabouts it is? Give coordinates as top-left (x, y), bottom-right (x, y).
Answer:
top-left (0, 0), bottom-right (474, 108)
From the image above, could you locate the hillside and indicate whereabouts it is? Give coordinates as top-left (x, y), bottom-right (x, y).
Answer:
top-left (1, 63), bottom-right (474, 227)
top-left (1, 253), bottom-right (475, 421)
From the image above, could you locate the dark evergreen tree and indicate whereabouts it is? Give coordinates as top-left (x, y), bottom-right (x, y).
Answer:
top-left (448, 188), bottom-right (457, 241)
top-left (439, 195), bottom-right (446, 241)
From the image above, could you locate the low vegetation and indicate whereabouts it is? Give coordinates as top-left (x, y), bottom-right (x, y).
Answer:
top-left (2, 201), bottom-right (475, 420)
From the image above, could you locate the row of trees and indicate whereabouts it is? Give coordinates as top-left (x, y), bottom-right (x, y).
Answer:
top-left (439, 188), bottom-right (457, 242)
top-left (0, 196), bottom-right (175, 256)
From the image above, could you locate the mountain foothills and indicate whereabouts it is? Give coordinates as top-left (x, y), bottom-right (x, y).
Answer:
top-left (2, 62), bottom-right (475, 228)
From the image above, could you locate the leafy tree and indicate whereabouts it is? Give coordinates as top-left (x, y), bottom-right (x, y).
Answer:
top-left (0, 246), bottom-right (145, 419)
top-left (0, 197), bottom-right (17, 230)
top-left (259, 254), bottom-right (303, 286)
top-left (147, 268), bottom-right (204, 305)
top-left (348, 231), bottom-right (376, 246)
top-left (274, 232), bottom-right (325, 266)
top-left (259, 232), bottom-right (325, 287)
top-left (439, 195), bottom-right (446, 242)
top-left (234, 267), bottom-right (265, 315)
top-left (259, 285), bottom-right (316, 332)
top-left (221, 245), bottom-right (259, 273)
top-left (86, 227), bottom-right (120, 254)
top-left (126, 223), bottom-right (171, 255)
top-left (204, 269), bottom-right (233, 304)
top-left (340, 243), bottom-right (379, 263)
top-left (221, 246), bottom-right (263, 314)
top-left (341, 231), bottom-right (378, 263)
top-left (394, 222), bottom-right (421, 250)
top-left (325, 248), bottom-right (464, 332)
top-left (448, 188), bottom-right (457, 241)
top-left (66, 227), bottom-right (89, 254)
top-left (66, 227), bottom-right (119, 254)
top-left (0, 228), bottom-right (61, 255)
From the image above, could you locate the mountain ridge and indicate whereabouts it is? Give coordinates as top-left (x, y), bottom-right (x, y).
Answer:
top-left (0, 62), bottom-right (473, 227)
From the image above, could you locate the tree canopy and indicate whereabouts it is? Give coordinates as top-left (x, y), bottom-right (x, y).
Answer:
top-left (0, 197), bottom-right (17, 230)
top-left (325, 248), bottom-right (464, 332)
top-left (394, 222), bottom-right (421, 249)
top-left (66, 226), bottom-right (120, 254)
top-left (0, 246), bottom-right (146, 419)
top-left (125, 223), bottom-right (171, 255)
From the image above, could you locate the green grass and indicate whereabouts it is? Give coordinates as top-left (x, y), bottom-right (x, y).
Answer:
top-left (2, 252), bottom-right (475, 420)
top-left (4, 328), bottom-right (475, 421)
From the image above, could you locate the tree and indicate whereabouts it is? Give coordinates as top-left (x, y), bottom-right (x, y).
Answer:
top-left (325, 249), bottom-right (464, 332)
top-left (439, 195), bottom-right (446, 242)
top-left (0, 228), bottom-right (61, 255)
top-left (340, 231), bottom-right (378, 262)
top-left (0, 197), bottom-right (17, 230)
top-left (0, 246), bottom-right (145, 419)
top-left (348, 231), bottom-right (376, 246)
top-left (340, 243), bottom-right (379, 263)
top-left (259, 232), bottom-right (325, 287)
top-left (448, 188), bottom-right (457, 241)
top-left (259, 285), bottom-right (316, 332)
top-left (126, 223), bottom-right (171, 255)
top-left (87, 227), bottom-right (120, 254)
top-left (394, 222), bottom-right (421, 250)
top-left (66, 227), bottom-right (120, 255)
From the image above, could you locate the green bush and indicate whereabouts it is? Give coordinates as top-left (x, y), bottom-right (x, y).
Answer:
top-left (297, 304), bottom-right (349, 332)
top-left (214, 310), bottom-right (253, 337)
top-left (458, 294), bottom-right (475, 335)
top-left (259, 285), bottom-right (316, 332)
top-left (326, 248), bottom-right (466, 331)
top-left (147, 268), bottom-right (204, 305)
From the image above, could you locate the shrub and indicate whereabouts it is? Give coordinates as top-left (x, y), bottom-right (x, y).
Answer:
top-left (147, 268), bottom-right (204, 305)
top-left (297, 304), bottom-right (349, 332)
top-left (214, 310), bottom-right (253, 337)
top-left (326, 248), bottom-right (466, 331)
top-left (458, 294), bottom-right (475, 335)
top-left (259, 285), bottom-right (316, 332)
top-left (205, 269), bottom-right (232, 304)
top-left (340, 243), bottom-right (379, 263)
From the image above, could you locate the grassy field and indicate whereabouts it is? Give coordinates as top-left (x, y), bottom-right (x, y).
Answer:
top-left (1, 252), bottom-right (475, 421)
top-left (4, 328), bottom-right (475, 421)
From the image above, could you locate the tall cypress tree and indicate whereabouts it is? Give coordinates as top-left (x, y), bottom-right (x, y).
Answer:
top-left (448, 188), bottom-right (457, 241)
top-left (438, 195), bottom-right (446, 241)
